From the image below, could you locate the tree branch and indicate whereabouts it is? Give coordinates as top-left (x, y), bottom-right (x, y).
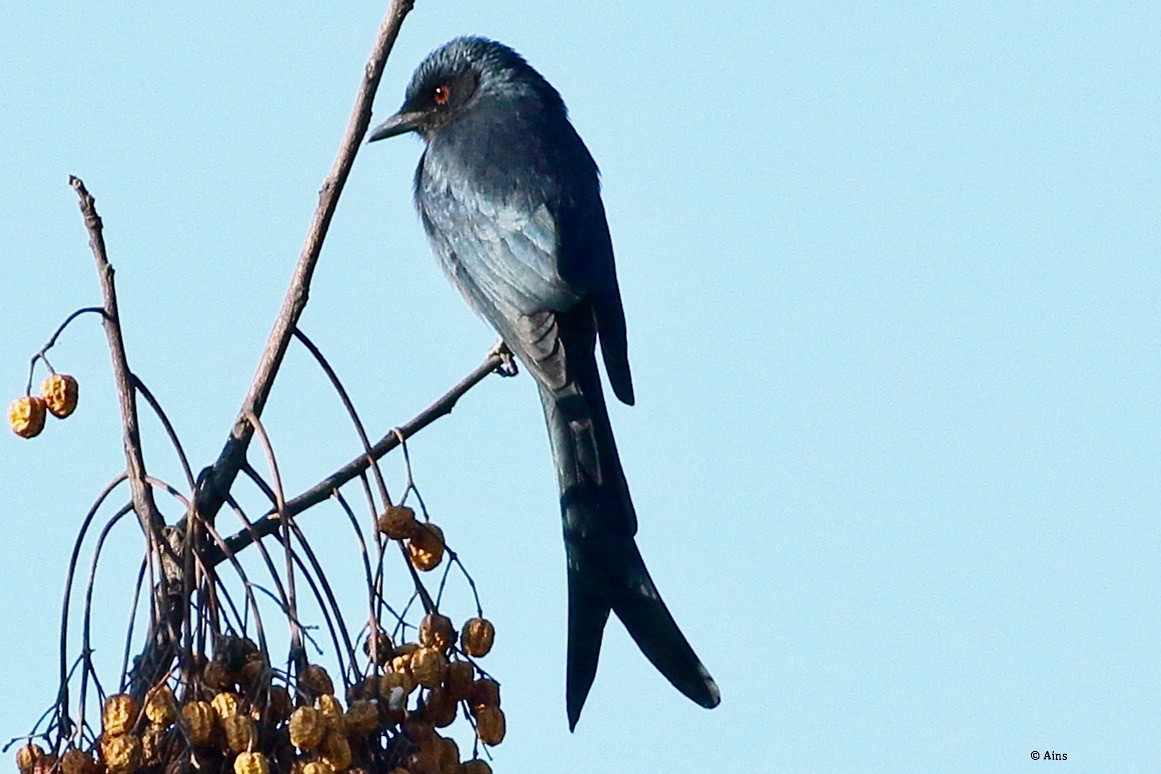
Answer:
top-left (195, 0), bottom-right (415, 523)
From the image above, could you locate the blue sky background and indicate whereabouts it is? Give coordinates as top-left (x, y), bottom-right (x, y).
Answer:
top-left (1, 3), bottom-right (1158, 772)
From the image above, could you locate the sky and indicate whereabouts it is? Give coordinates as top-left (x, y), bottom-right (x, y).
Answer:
top-left (1, 3), bottom-right (1158, 772)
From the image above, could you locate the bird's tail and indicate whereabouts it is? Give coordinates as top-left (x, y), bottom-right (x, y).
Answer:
top-left (538, 349), bottom-right (720, 730)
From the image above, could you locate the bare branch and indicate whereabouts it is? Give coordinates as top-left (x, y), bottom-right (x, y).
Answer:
top-left (196, 0), bottom-right (416, 522)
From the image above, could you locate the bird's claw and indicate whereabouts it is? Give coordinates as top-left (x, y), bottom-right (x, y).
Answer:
top-left (490, 339), bottom-right (519, 377)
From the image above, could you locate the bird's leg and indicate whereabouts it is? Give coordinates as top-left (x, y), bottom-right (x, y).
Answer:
top-left (489, 337), bottom-right (519, 377)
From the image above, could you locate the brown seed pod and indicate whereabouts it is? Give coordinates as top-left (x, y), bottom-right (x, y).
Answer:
top-left (289, 706), bottom-right (326, 750)
top-left (407, 523), bottom-right (445, 571)
top-left (403, 718), bottom-right (436, 747)
top-left (411, 646), bottom-right (448, 689)
top-left (103, 693), bottom-right (140, 736)
top-left (406, 748), bottom-right (441, 774)
top-left (223, 714), bottom-right (256, 753)
top-left (419, 613), bottom-right (456, 653)
top-left (263, 685), bottom-right (293, 724)
top-left (300, 663), bottom-right (335, 697)
top-left (211, 692), bottom-right (242, 721)
top-left (181, 700), bottom-right (217, 746)
top-left (8, 396), bottom-right (46, 438)
top-left (59, 749), bottom-right (94, 774)
top-left (344, 699), bottom-right (379, 736)
top-left (378, 671), bottom-right (415, 707)
top-left (422, 687), bottom-right (457, 729)
top-left (376, 504), bottom-right (418, 540)
top-left (468, 678), bottom-right (501, 711)
top-left (320, 730), bottom-right (353, 771)
top-left (101, 732), bottom-right (143, 774)
top-left (445, 660), bottom-right (475, 701)
top-left (202, 660), bottom-right (233, 691)
top-left (40, 374), bottom-right (79, 418)
top-left (436, 735), bottom-right (460, 769)
top-left (460, 618), bottom-right (495, 658)
top-left (239, 655), bottom-right (268, 689)
top-left (16, 743), bottom-right (45, 773)
top-left (462, 760), bottom-right (493, 774)
top-left (316, 694), bottom-right (346, 733)
top-left (362, 628), bottom-right (394, 666)
top-left (474, 706), bottom-right (506, 746)
top-left (233, 751), bottom-right (270, 774)
top-left (143, 684), bottom-right (177, 728)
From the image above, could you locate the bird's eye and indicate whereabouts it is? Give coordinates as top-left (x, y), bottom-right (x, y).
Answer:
top-left (433, 85), bottom-right (450, 105)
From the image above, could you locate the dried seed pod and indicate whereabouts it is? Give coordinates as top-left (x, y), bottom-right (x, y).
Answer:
top-left (302, 762), bottom-right (336, 774)
top-left (143, 684), bottom-right (177, 728)
top-left (140, 727), bottom-right (166, 766)
top-left (239, 655), bottom-right (267, 689)
top-left (40, 374), bottom-right (79, 418)
top-left (403, 718), bottom-right (436, 747)
top-left (320, 731), bottom-right (352, 771)
top-left (203, 660), bottom-right (233, 691)
top-left (103, 693), bottom-right (140, 736)
top-left (406, 748), bottom-right (441, 774)
top-left (419, 613), bottom-right (456, 653)
top-left (101, 732), bottom-right (143, 774)
top-left (460, 618), bottom-right (495, 658)
top-left (344, 699), bottom-right (379, 736)
top-left (181, 700), bottom-right (217, 746)
top-left (300, 663), bottom-right (335, 697)
top-left (264, 685), bottom-right (293, 724)
top-left (436, 735), bottom-right (460, 769)
top-left (316, 694), bottom-right (346, 733)
top-left (223, 714), bottom-right (256, 753)
top-left (377, 505), bottom-right (418, 540)
top-left (378, 671), bottom-right (415, 710)
top-left (233, 751), bottom-right (270, 774)
top-left (16, 743), bottom-right (45, 773)
top-left (8, 396), bottom-right (46, 438)
top-left (445, 660), bottom-right (475, 701)
top-left (411, 646), bottom-right (448, 689)
top-left (422, 687), bottom-right (457, 729)
top-left (289, 706), bottom-right (325, 750)
top-left (468, 677), bottom-right (500, 710)
top-left (474, 706), bottom-right (506, 746)
top-left (462, 760), bottom-right (493, 774)
top-left (59, 749), bottom-right (94, 774)
top-left (211, 692), bottom-right (242, 721)
top-left (407, 523), bottom-right (445, 571)
top-left (361, 628), bottom-right (394, 666)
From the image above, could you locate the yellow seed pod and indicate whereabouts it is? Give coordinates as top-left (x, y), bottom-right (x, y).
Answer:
top-left (59, 749), bottom-right (93, 774)
top-left (233, 751), bottom-right (270, 774)
top-left (302, 761), bottom-right (336, 774)
top-left (102, 693), bottom-right (139, 736)
top-left (143, 684), bottom-right (177, 728)
top-left (445, 660), bottom-right (475, 701)
top-left (316, 694), bottom-right (346, 734)
top-left (16, 743), bottom-right (45, 774)
top-left (140, 727), bottom-right (166, 766)
top-left (320, 730), bottom-right (353, 771)
top-left (289, 706), bottom-right (325, 750)
top-left (344, 699), bottom-right (378, 736)
top-left (474, 706), bottom-right (506, 746)
top-left (300, 663), bottom-right (335, 697)
top-left (181, 700), bottom-right (217, 746)
top-left (462, 760), bottom-right (493, 774)
top-left (212, 692), bottom-right (242, 721)
top-left (460, 618), bottom-right (495, 658)
top-left (8, 396), bottom-right (47, 438)
top-left (101, 733), bottom-right (143, 774)
top-left (419, 613), bottom-right (456, 653)
top-left (407, 523), bottom-right (445, 571)
top-left (223, 714), bottom-right (256, 753)
top-left (376, 504), bottom-right (418, 540)
top-left (40, 374), bottom-right (79, 418)
top-left (411, 646), bottom-right (448, 689)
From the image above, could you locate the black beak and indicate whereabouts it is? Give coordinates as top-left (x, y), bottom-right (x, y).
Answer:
top-left (367, 109), bottom-right (425, 142)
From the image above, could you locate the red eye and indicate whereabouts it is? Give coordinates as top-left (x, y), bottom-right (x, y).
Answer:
top-left (433, 85), bottom-right (450, 105)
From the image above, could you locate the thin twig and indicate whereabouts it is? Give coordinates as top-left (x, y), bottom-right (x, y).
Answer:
top-left (195, 0), bottom-right (415, 524)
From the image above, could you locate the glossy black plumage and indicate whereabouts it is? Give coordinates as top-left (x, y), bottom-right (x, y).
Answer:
top-left (369, 36), bottom-right (719, 728)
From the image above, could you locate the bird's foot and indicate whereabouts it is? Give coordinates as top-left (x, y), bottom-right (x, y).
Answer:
top-left (489, 339), bottom-right (519, 377)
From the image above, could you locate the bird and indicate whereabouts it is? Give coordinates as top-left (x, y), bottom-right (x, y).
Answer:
top-left (368, 36), bottom-right (720, 729)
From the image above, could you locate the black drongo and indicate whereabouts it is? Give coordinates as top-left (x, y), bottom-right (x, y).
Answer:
top-left (369, 36), bottom-right (719, 729)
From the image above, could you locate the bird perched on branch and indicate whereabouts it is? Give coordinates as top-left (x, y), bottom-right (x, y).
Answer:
top-left (369, 36), bottom-right (719, 729)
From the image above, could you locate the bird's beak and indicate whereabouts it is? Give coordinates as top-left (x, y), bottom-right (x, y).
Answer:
top-left (367, 109), bottom-right (424, 142)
